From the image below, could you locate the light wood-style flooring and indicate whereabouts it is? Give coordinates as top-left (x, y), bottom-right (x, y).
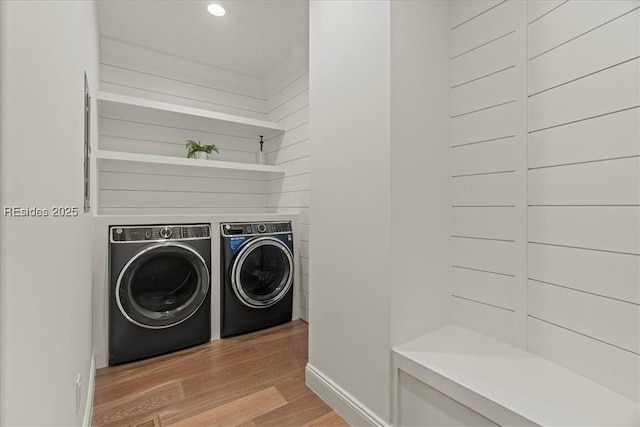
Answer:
top-left (92, 320), bottom-right (348, 427)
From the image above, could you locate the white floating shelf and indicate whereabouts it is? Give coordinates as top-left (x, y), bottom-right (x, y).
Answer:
top-left (96, 91), bottom-right (285, 140)
top-left (96, 150), bottom-right (285, 175)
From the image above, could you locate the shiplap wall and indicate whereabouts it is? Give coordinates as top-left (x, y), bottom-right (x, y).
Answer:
top-left (98, 38), bottom-right (272, 215)
top-left (100, 38), bottom-right (266, 119)
top-left (526, 0), bottom-right (639, 402)
top-left (265, 49), bottom-right (310, 321)
top-left (450, 0), bottom-right (640, 402)
top-left (450, 0), bottom-right (527, 346)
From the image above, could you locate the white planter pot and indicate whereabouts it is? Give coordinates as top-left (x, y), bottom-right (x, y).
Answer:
top-left (195, 151), bottom-right (208, 160)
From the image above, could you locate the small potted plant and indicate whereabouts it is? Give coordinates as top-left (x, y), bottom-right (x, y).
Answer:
top-left (185, 139), bottom-right (219, 160)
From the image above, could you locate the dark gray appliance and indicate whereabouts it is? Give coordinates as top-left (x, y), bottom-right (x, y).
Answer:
top-left (220, 221), bottom-right (294, 337)
top-left (109, 224), bottom-right (211, 365)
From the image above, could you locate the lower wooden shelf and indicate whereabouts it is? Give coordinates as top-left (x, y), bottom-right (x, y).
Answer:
top-left (95, 150), bottom-right (285, 175)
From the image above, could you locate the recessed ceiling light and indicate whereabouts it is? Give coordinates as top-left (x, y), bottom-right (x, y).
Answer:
top-left (207, 2), bottom-right (227, 17)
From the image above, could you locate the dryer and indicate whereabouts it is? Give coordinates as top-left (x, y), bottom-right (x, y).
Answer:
top-left (220, 221), bottom-right (294, 337)
top-left (109, 224), bottom-right (211, 365)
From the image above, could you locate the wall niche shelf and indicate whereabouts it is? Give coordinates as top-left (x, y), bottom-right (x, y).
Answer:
top-left (94, 91), bottom-right (286, 214)
top-left (96, 91), bottom-right (285, 140)
top-left (96, 150), bottom-right (285, 176)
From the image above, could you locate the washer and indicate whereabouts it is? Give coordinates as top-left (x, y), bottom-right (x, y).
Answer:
top-left (109, 224), bottom-right (211, 365)
top-left (220, 221), bottom-right (294, 338)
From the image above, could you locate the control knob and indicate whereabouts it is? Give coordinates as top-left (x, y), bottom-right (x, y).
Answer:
top-left (257, 223), bottom-right (267, 233)
top-left (159, 227), bottom-right (173, 239)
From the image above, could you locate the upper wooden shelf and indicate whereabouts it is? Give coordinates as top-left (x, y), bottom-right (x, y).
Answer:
top-left (96, 150), bottom-right (286, 176)
top-left (96, 92), bottom-right (285, 140)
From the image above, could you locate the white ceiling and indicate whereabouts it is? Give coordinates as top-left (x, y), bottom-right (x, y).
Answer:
top-left (96, 0), bottom-right (309, 78)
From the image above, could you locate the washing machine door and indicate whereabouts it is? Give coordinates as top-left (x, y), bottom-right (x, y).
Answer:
top-left (116, 242), bottom-right (210, 329)
top-left (231, 236), bottom-right (294, 308)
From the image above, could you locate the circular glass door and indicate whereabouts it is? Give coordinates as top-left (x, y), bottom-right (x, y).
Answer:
top-left (116, 242), bottom-right (210, 329)
top-left (231, 237), bottom-right (294, 308)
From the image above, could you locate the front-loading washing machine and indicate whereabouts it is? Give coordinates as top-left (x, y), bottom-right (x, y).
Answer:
top-left (109, 224), bottom-right (211, 365)
top-left (220, 221), bottom-right (294, 338)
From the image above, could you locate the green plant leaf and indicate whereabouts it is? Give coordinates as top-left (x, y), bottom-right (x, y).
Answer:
top-left (185, 140), bottom-right (218, 157)
top-left (185, 139), bottom-right (206, 158)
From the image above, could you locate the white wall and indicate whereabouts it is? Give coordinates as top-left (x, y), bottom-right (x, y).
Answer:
top-left (308, 1), bottom-right (451, 423)
top-left (265, 46), bottom-right (311, 321)
top-left (390, 0), bottom-right (451, 348)
top-left (449, 0), bottom-right (640, 402)
top-left (0, 1), bottom-right (99, 424)
top-left (309, 0), bottom-right (392, 422)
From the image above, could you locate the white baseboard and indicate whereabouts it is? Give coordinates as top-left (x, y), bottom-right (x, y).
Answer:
top-left (83, 353), bottom-right (96, 427)
top-left (305, 364), bottom-right (390, 427)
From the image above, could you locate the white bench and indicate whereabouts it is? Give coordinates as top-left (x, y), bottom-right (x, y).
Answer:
top-left (392, 326), bottom-right (639, 426)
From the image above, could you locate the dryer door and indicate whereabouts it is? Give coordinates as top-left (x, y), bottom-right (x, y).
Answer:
top-left (231, 236), bottom-right (294, 308)
top-left (116, 242), bottom-right (210, 329)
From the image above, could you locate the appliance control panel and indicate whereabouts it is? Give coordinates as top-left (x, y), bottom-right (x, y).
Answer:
top-left (111, 224), bottom-right (211, 242)
top-left (221, 221), bottom-right (292, 236)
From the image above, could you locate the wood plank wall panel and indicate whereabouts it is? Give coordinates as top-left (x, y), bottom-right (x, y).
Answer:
top-left (97, 37), bottom-right (273, 216)
top-left (452, 238), bottom-right (515, 283)
top-left (528, 157), bottom-right (640, 205)
top-left (100, 171), bottom-right (266, 194)
top-left (452, 296), bottom-right (515, 344)
top-left (452, 267), bottom-right (515, 310)
top-left (451, 138), bottom-right (514, 176)
top-left (451, 32), bottom-right (515, 87)
top-left (528, 243), bottom-right (640, 305)
top-left (450, 0), bottom-right (523, 344)
top-left (265, 69), bottom-right (310, 322)
top-left (450, 0), bottom-right (503, 29)
top-left (452, 207), bottom-right (515, 241)
top-left (100, 37), bottom-right (266, 119)
top-left (526, 0), bottom-right (640, 402)
top-left (451, 102), bottom-right (515, 146)
top-left (451, 1), bottom-right (515, 58)
top-left (451, 173), bottom-right (515, 207)
top-left (528, 1), bottom-right (566, 24)
top-left (528, 8), bottom-right (639, 95)
top-left (528, 107), bottom-right (639, 168)
top-left (528, 57), bottom-right (639, 132)
top-left (99, 190), bottom-right (269, 210)
top-left (99, 75), bottom-right (266, 120)
top-left (99, 206), bottom-right (270, 216)
top-left (528, 1), bottom-right (639, 59)
top-left (451, 68), bottom-right (515, 116)
top-left (528, 317), bottom-right (639, 403)
top-left (528, 280), bottom-right (639, 353)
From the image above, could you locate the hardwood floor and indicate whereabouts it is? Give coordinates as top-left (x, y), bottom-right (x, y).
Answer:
top-left (92, 320), bottom-right (349, 427)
